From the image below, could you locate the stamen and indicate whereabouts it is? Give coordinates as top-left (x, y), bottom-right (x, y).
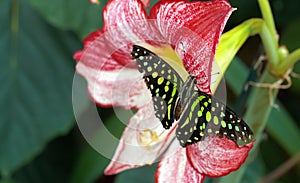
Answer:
top-left (137, 129), bottom-right (163, 150)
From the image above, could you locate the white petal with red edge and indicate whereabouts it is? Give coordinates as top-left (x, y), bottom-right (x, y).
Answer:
top-left (156, 142), bottom-right (205, 183)
top-left (103, 0), bottom-right (164, 56)
top-left (105, 102), bottom-right (177, 175)
top-left (186, 137), bottom-right (254, 177)
top-left (150, 0), bottom-right (233, 93)
top-left (76, 62), bottom-right (150, 108)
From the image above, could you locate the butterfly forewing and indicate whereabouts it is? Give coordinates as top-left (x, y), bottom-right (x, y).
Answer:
top-left (131, 45), bottom-right (184, 129)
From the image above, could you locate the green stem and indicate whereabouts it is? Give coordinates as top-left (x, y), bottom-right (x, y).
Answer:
top-left (278, 48), bottom-right (300, 73)
top-left (244, 71), bottom-right (279, 141)
top-left (257, 0), bottom-right (278, 47)
top-left (257, 0), bottom-right (285, 74)
top-left (258, 21), bottom-right (280, 70)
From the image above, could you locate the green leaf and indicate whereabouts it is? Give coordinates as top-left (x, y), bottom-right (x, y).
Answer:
top-left (281, 18), bottom-right (300, 52)
top-left (114, 164), bottom-right (157, 183)
top-left (0, 178), bottom-right (18, 183)
top-left (27, 0), bottom-right (108, 38)
top-left (267, 107), bottom-right (300, 156)
top-left (214, 18), bottom-right (264, 92)
top-left (13, 135), bottom-right (77, 183)
top-left (224, 58), bottom-right (249, 93)
top-left (0, 0), bottom-right (80, 176)
top-left (241, 154), bottom-right (266, 183)
top-left (69, 101), bottom-right (127, 183)
top-left (69, 144), bottom-right (109, 183)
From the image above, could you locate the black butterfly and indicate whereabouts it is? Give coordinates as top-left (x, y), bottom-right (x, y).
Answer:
top-left (131, 45), bottom-right (253, 147)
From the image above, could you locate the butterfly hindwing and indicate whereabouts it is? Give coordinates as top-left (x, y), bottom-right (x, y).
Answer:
top-left (176, 81), bottom-right (253, 147)
top-left (131, 45), bottom-right (184, 129)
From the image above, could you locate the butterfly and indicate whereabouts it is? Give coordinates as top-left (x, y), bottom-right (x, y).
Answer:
top-left (131, 45), bottom-right (253, 147)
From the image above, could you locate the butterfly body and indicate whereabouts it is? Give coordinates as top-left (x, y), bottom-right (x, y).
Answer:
top-left (131, 45), bottom-right (253, 147)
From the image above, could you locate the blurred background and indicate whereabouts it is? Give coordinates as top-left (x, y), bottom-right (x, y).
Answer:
top-left (0, 0), bottom-right (299, 182)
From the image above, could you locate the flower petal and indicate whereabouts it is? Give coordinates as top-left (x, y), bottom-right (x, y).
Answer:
top-left (151, 0), bottom-right (233, 93)
top-left (73, 30), bottom-right (127, 70)
top-left (74, 28), bottom-right (153, 108)
top-left (156, 143), bottom-right (205, 183)
top-left (75, 0), bottom-right (162, 70)
top-left (103, 0), bottom-right (163, 58)
top-left (186, 137), bottom-right (254, 177)
top-left (76, 61), bottom-right (150, 108)
top-left (89, 0), bottom-right (99, 5)
top-left (105, 102), bottom-right (177, 175)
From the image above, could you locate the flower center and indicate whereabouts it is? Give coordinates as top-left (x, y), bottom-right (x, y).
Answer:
top-left (137, 129), bottom-right (160, 150)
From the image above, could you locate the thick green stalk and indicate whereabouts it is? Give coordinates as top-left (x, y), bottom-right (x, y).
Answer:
top-left (244, 71), bottom-right (279, 142)
top-left (218, 70), bottom-right (280, 183)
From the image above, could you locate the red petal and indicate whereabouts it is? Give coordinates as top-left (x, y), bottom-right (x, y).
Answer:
top-left (74, 29), bottom-right (130, 70)
top-left (89, 0), bottom-right (150, 7)
top-left (76, 61), bottom-right (150, 108)
top-left (156, 143), bottom-right (205, 183)
top-left (150, 0), bottom-right (233, 93)
top-left (105, 103), bottom-right (177, 175)
top-left (186, 137), bottom-right (255, 177)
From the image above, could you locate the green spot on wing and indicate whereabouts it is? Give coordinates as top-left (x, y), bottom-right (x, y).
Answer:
top-left (206, 111), bottom-right (211, 122)
top-left (221, 121), bottom-right (226, 128)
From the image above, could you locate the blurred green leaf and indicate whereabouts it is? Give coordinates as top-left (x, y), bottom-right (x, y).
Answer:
top-left (114, 164), bottom-right (157, 183)
top-left (242, 154), bottom-right (266, 183)
top-left (267, 106), bottom-right (300, 155)
top-left (224, 58), bottom-right (249, 93)
top-left (69, 145), bottom-right (109, 183)
top-left (0, 0), bottom-right (80, 175)
top-left (13, 135), bottom-right (77, 183)
top-left (27, 0), bottom-right (108, 38)
top-left (281, 18), bottom-right (300, 52)
top-left (0, 178), bottom-right (18, 183)
top-left (70, 104), bottom-right (128, 183)
top-left (281, 18), bottom-right (300, 92)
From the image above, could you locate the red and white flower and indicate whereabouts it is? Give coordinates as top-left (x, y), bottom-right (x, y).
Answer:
top-left (74, 0), bottom-right (254, 182)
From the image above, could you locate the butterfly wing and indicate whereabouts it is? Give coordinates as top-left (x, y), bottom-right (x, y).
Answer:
top-left (131, 45), bottom-right (184, 129)
top-left (176, 88), bottom-right (253, 147)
